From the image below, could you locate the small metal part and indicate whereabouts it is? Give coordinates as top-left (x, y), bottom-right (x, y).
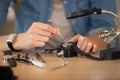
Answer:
top-left (3, 50), bottom-right (17, 67)
top-left (57, 50), bottom-right (64, 57)
top-left (99, 26), bottom-right (120, 44)
top-left (98, 11), bottom-right (120, 44)
top-left (56, 42), bottom-right (78, 57)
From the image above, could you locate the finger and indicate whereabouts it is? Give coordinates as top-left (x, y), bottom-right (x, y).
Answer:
top-left (34, 22), bottom-right (52, 31)
top-left (34, 22), bottom-right (60, 35)
top-left (84, 42), bottom-right (93, 53)
top-left (78, 37), bottom-right (88, 51)
top-left (92, 44), bottom-right (97, 53)
top-left (36, 29), bottom-right (53, 38)
top-left (35, 35), bottom-right (50, 42)
top-left (52, 28), bottom-right (60, 35)
top-left (77, 36), bottom-right (86, 49)
top-left (30, 41), bottom-right (45, 48)
top-left (30, 34), bottom-right (50, 42)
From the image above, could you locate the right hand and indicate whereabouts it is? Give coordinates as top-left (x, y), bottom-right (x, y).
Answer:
top-left (69, 34), bottom-right (97, 54)
top-left (13, 22), bottom-right (60, 50)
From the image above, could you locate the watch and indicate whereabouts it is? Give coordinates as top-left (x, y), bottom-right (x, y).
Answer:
top-left (6, 33), bottom-right (21, 52)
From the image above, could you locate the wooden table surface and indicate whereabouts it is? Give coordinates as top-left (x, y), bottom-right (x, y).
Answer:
top-left (0, 51), bottom-right (120, 80)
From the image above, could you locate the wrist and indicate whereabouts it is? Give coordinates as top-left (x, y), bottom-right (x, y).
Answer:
top-left (12, 33), bottom-right (23, 50)
top-left (6, 33), bottom-right (21, 52)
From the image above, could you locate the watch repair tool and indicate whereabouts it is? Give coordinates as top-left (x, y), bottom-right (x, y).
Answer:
top-left (35, 52), bottom-right (46, 63)
top-left (98, 14), bottom-right (120, 44)
top-left (3, 50), bottom-right (17, 67)
top-left (48, 19), bottom-right (66, 43)
top-left (15, 53), bottom-right (46, 68)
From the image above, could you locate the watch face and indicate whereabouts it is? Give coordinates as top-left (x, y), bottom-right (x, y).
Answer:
top-left (6, 34), bottom-right (20, 51)
top-left (6, 34), bottom-right (17, 43)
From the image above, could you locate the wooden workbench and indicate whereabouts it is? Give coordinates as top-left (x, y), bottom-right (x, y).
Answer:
top-left (0, 51), bottom-right (120, 80)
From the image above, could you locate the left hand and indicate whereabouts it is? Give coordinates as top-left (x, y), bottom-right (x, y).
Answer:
top-left (69, 34), bottom-right (97, 53)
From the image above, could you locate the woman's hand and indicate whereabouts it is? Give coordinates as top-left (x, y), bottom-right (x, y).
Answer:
top-left (13, 22), bottom-right (60, 50)
top-left (69, 34), bottom-right (97, 53)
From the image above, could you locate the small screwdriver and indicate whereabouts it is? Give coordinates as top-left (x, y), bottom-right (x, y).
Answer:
top-left (48, 19), bottom-right (66, 43)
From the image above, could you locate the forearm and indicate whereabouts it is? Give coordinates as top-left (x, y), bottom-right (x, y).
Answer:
top-left (0, 22), bottom-right (60, 52)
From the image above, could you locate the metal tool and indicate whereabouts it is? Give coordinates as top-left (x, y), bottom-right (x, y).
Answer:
top-left (48, 19), bottom-right (66, 43)
top-left (51, 50), bottom-right (68, 71)
top-left (15, 53), bottom-right (46, 68)
top-left (3, 50), bottom-right (17, 67)
top-left (35, 52), bottom-right (46, 63)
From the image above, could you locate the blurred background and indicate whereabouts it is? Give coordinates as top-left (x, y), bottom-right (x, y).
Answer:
top-left (0, 0), bottom-right (120, 35)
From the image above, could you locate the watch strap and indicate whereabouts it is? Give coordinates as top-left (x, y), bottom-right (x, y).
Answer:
top-left (6, 34), bottom-right (21, 52)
